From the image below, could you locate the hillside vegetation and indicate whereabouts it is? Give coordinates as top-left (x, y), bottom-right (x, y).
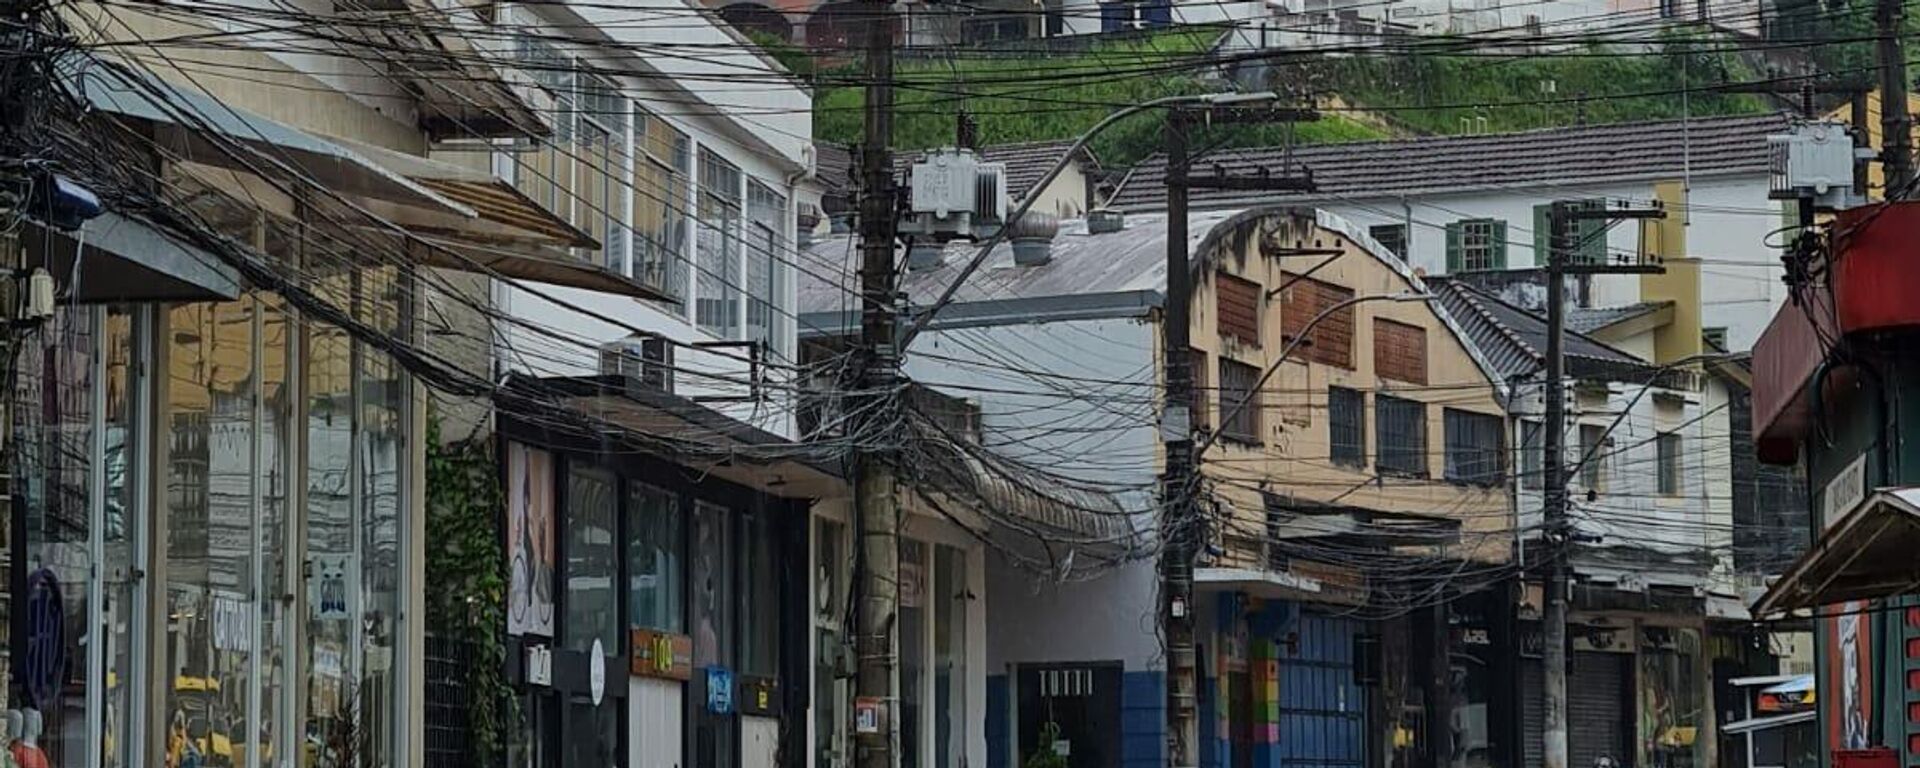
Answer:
top-left (808, 32), bottom-right (1781, 167)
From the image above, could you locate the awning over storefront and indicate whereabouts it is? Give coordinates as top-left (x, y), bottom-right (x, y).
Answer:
top-left (60, 52), bottom-right (473, 216)
top-left (28, 211), bottom-right (242, 302)
top-left (63, 53), bottom-right (671, 301)
top-left (327, 136), bottom-right (595, 248)
top-left (1194, 560), bottom-right (1369, 606)
top-left (511, 374), bottom-right (844, 500)
top-left (1751, 487), bottom-right (1920, 617)
top-left (1720, 711), bottom-right (1816, 735)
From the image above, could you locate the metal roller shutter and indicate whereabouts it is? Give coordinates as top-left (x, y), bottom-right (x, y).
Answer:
top-left (1522, 660), bottom-right (1544, 768)
top-left (1568, 652), bottom-right (1632, 768)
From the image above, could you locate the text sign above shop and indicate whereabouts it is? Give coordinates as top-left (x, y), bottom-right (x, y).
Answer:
top-left (630, 629), bottom-right (693, 680)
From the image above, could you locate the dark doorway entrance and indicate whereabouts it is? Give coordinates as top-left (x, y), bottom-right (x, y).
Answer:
top-left (1016, 663), bottom-right (1123, 768)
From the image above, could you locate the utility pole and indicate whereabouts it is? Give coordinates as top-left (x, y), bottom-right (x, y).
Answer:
top-left (1160, 103), bottom-right (1316, 768)
top-left (852, 0), bottom-right (899, 766)
top-left (1161, 108), bottom-right (1199, 768)
top-left (1539, 201), bottom-right (1664, 768)
top-left (1877, 0), bottom-right (1913, 196)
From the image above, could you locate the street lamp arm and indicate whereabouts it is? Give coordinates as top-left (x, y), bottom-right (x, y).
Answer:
top-left (898, 91), bottom-right (1279, 350)
top-left (1196, 292), bottom-right (1434, 456)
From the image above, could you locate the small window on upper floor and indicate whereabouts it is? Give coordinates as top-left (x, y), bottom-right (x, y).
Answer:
top-left (1375, 395), bottom-right (1427, 477)
top-left (1657, 431), bottom-right (1683, 496)
top-left (1578, 423), bottom-right (1611, 492)
top-left (1373, 318), bottom-right (1428, 385)
top-left (1533, 200), bottom-right (1608, 266)
top-left (1328, 386), bottom-right (1365, 468)
top-left (1368, 224), bottom-right (1409, 260)
top-left (1444, 408), bottom-right (1505, 486)
top-left (1277, 273), bottom-right (1355, 369)
top-left (1217, 272), bottom-right (1261, 347)
top-left (1445, 218), bottom-right (1507, 272)
top-left (1218, 358), bottom-right (1262, 445)
top-left (1703, 327), bottom-right (1729, 351)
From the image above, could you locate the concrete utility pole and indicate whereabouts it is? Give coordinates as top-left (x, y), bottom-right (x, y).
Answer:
top-left (853, 0), bottom-right (900, 766)
top-left (1878, 0), bottom-right (1913, 196)
top-left (1160, 101), bottom-right (1317, 768)
top-left (1161, 109), bottom-right (1200, 768)
top-left (1539, 201), bottom-right (1664, 768)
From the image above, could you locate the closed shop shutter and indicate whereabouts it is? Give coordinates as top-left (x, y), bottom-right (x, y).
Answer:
top-left (1568, 652), bottom-right (1632, 768)
top-left (1276, 612), bottom-right (1367, 768)
top-left (1522, 660), bottom-right (1544, 768)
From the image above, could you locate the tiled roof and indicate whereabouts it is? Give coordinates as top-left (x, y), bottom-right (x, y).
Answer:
top-left (814, 141), bottom-right (853, 198)
top-left (1567, 301), bottom-right (1673, 334)
top-left (1427, 277), bottom-right (1653, 383)
top-left (1106, 113), bottom-right (1790, 211)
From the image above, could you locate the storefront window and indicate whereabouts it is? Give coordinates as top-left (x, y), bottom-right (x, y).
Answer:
top-left (359, 267), bottom-right (404, 766)
top-left (814, 519), bottom-right (847, 768)
top-left (1640, 627), bottom-right (1705, 768)
top-left (566, 467), bottom-right (618, 653)
top-left (627, 483), bottom-right (682, 633)
top-left (740, 509), bottom-right (779, 677)
top-left (306, 312), bottom-right (356, 764)
top-left (900, 540), bottom-right (927, 768)
top-left (564, 699), bottom-right (622, 768)
top-left (164, 298), bottom-right (255, 768)
top-left (102, 307), bottom-right (139, 768)
top-left (258, 294), bottom-right (293, 765)
top-left (692, 502), bottom-right (735, 668)
top-left (935, 546), bottom-right (968, 768)
top-left (14, 305), bottom-right (96, 768)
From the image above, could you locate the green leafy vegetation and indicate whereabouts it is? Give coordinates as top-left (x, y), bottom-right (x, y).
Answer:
top-left (424, 416), bottom-right (517, 765)
top-left (1316, 41), bottom-right (1774, 136)
top-left (811, 31), bottom-right (1386, 166)
top-left (805, 31), bottom-right (1784, 167)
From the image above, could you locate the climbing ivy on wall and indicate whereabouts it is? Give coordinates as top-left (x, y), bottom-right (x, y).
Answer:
top-left (425, 415), bottom-right (517, 764)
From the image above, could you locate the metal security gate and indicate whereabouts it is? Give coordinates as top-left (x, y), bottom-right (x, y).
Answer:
top-left (1522, 660), bottom-right (1544, 768)
top-left (1569, 652), bottom-right (1632, 768)
top-left (1276, 613), bottom-right (1367, 768)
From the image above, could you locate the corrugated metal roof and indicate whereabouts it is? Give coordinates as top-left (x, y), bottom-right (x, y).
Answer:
top-left (1106, 113), bottom-right (1790, 211)
top-left (1427, 277), bottom-right (1653, 382)
top-left (796, 205), bottom-right (1515, 401)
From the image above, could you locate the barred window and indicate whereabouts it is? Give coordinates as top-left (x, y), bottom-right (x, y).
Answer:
top-left (1375, 395), bottom-right (1427, 477)
top-left (1444, 408), bottom-right (1505, 486)
top-left (1657, 432), bottom-right (1683, 496)
top-left (1328, 386), bottom-right (1364, 467)
top-left (1218, 358), bottom-right (1261, 445)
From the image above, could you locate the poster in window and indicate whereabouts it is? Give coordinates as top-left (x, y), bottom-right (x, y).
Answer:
top-left (1828, 603), bottom-right (1873, 750)
top-left (507, 443), bottom-right (556, 637)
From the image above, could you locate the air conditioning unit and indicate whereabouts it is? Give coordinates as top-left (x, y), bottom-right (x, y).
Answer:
top-left (599, 334), bottom-right (673, 394)
top-left (901, 148), bottom-right (1009, 241)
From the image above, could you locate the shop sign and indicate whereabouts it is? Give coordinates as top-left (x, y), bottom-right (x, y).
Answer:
top-left (1823, 453), bottom-right (1868, 531)
top-left (855, 697), bottom-right (886, 735)
top-left (630, 629), bottom-right (693, 680)
top-left (1291, 560), bottom-right (1367, 606)
top-left (707, 667), bottom-right (735, 714)
top-left (738, 675), bottom-right (778, 717)
top-left (1518, 625), bottom-right (1544, 658)
top-left (590, 639), bottom-right (607, 705)
top-left (310, 554), bottom-right (353, 621)
top-left (526, 645), bottom-right (553, 687)
top-left (1455, 628), bottom-right (1492, 647)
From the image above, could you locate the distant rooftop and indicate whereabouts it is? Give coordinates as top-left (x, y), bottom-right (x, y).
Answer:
top-left (1568, 301), bottom-right (1674, 334)
top-left (812, 139), bottom-right (1099, 203)
top-left (1107, 113), bottom-right (1790, 211)
top-left (1427, 277), bottom-right (1656, 383)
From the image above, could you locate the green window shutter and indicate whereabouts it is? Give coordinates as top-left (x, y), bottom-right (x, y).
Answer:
top-left (1578, 199), bottom-right (1606, 265)
top-left (1492, 220), bottom-right (1509, 269)
top-left (1445, 221), bottom-right (1463, 272)
top-left (1532, 204), bottom-right (1551, 266)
